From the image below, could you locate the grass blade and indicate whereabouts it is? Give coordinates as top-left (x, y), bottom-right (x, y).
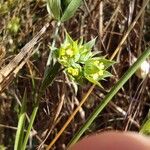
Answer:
top-left (140, 119), bottom-right (150, 135)
top-left (68, 48), bottom-right (150, 146)
top-left (40, 62), bottom-right (61, 92)
top-left (140, 111), bottom-right (150, 135)
top-left (21, 62), bottom-right (61, 150)
top-left (14, 90), bottom-right (27, 150)
top-left (21, 102), bottom-right (39, 150)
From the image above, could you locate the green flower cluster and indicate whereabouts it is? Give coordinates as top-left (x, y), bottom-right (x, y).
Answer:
top-left (55, 33), bottom-right (115, 86)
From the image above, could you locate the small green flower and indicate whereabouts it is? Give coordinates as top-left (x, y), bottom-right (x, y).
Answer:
top-left (91, 73), bottom-right (99, 80)
top-left (93, 60), bottom-right (99, 66)
top-left (84, 58), bottom-right (115, 86)
top-left (59, 43), bottom-right (76, 58)
top-left (66, 48), bottom-right (74, 57)
top-left (98, 69), bottom-right (104, 76)
top-left (90, 68), bottom-right (104, 80)
top-left (55, 32), bottom-right (115, 86)
top-left (67, 67), bottom-right (79, 76)
top-left (99, 62), bottom-right (105, 70)
top-left (58, 34), bottom-right (80, 66)
top-left (90, 69), bottom-right (104, 81)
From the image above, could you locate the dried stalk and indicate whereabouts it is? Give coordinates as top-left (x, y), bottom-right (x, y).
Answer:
top-left (0, 23), bottom-right (49, 93)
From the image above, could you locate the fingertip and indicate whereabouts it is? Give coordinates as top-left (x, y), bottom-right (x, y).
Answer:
top-left (69, 131), bottom-right (150, 150)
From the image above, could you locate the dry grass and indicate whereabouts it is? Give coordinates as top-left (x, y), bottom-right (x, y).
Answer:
top-left (0, 0), bottom-right (150, 149)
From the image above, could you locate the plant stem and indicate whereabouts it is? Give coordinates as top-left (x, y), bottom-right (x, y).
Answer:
top-left (22, 101), bottom-right (39, 150)
top-left (22, 21), bottom-right (61, 149)
top-left (68, 48), bottom-right (150, 146)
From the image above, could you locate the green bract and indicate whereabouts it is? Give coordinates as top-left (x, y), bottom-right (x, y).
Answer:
top-left (55, 33), bottom-right (115, 86)
top-left (84, 58), bottom-right (114, 87)
top-left (47, 0), bottom-right (82, 22)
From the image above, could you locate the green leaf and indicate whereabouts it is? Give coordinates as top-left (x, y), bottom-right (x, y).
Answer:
top-left (84, 73), bottom-right (101, 87)
top-left (100, 58), bottom-right (116, 69)
top-left (91, 51), bottom-right (101, 57)
top-left (140, 118), bottom-right (150, 135)
top-left (65, 31), bottom-right (74, 44)
top-left (61, 0), bottom-right (82, 22)
top-left (40, 62), bottom-right (61, 92)
top-left (61, 0), bottom-right (72, 9)
top-left (86, 57), bottom-right (115, 69)
top-left (99, 70), bottom-right (113, 80)
top-left (78, 38), bottom-right (96, 63)
top-left (14, 90), bottom-right (27, 150)
top-left (64, 0), bottom-right (72, 5)
top-left (84, 62), bottom-right (100, 74)
top-left (47, 0), bottom-right (62, 20)
top-left (79, 51), bottom-right (93, 63)
top-left (140, 111), bottom-right (150, 135)
top-left (83, 38), bottom-right (96, 51)
top-left (50, 46), bottom-right (59, 58)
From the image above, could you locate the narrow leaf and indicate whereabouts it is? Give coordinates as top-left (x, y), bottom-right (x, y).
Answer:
top-left (40, 62), bottom-right (61, 92)
top-left (47, 0), bottom-right (62, 20)
top-left (83, 38), bottom-right (96, 51)
top-left (61, 0), bottom-right (82, 22)
top-left (140, 118), bottom-right (150, 135)
top-left (14, 90), bottom-right (27, 150)
top-left (140, 111), bottom-right (150, 135)
top-left (84, 63), bottom-right (99, 74)
top-left (65, 31), bottom-right (74, 44)
top-left (84, 73), bottom-right (101, 87)
top-left (62, 0), bottom-right (72, 9)
top-left (79, 51), bottom-right (93, 63)
top-left (22, 104), bottom-right (38, 150)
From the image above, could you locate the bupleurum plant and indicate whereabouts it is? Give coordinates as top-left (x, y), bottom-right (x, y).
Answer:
top-left (55, 33), bottom-right (115, 87)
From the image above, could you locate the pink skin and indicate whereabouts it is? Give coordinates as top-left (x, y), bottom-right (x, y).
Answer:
top-left (69, 131), bottom-right (150, 150)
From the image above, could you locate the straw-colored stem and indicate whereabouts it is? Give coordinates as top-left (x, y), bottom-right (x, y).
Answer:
top-left (46, 84), bottom-right (95, 150)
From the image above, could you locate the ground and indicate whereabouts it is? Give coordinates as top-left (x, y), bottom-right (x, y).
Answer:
top-left (0, 0), bottom-right (150, 149)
